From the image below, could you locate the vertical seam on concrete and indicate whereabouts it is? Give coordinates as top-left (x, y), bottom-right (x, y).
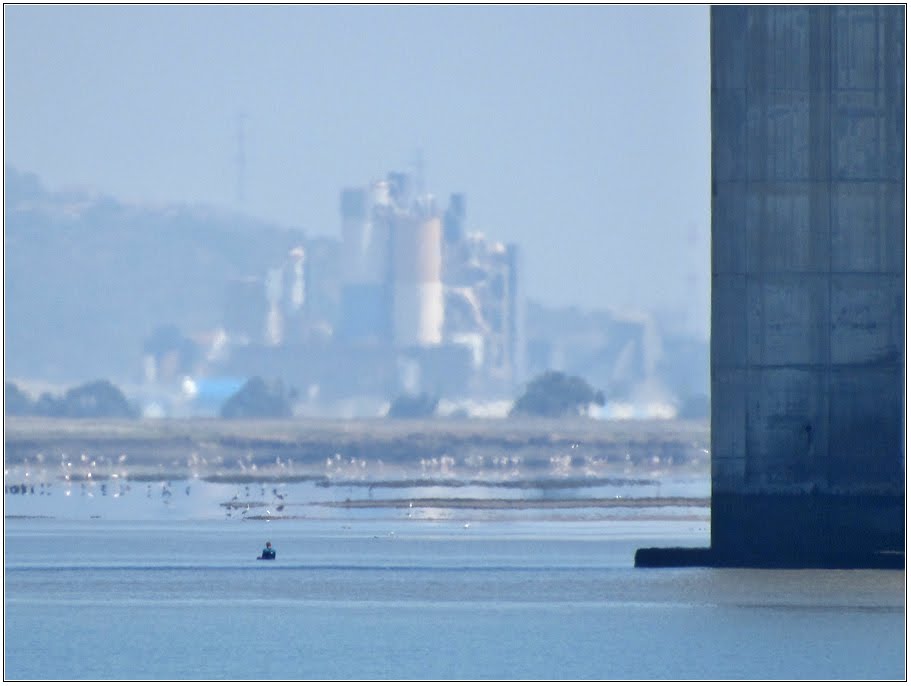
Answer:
top-left (744, 9), bottom-right (756, 486)
top-left (743, 8), bottom-right (750, 483)
top-left (826, 6), bottom-right (834, 490)
top-left (875, 6), bottom-right (881, 100)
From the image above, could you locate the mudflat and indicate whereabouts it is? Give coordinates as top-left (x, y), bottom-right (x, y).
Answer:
top-left (5, 416), bottom-right (709, 483)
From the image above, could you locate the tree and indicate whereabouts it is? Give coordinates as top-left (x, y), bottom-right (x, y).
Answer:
top-left (510, 371), bottom-right (605, 418)
top-left (59, 380), bottom-right (136, 418)
top-left (5, 382), bottom-right (33, 415)
top-left (220, 377), bottom-right (292, 419)
top-left (21, 380), bottom-right (135, 418)
top-left (387, 393), bottom-right (439, 419)
top-left (34, 392), bottom-right (64, 417)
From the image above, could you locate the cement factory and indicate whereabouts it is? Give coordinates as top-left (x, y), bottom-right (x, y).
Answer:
top-left (133, 166), bottom-right (705, 420)
top-left (185, 170), bottom-right (526, 416)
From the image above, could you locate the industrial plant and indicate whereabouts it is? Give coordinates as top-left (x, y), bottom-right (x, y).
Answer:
top-left (130, 167), bottom-right (702, 419)
top-left (162, 170), bottom-right (524, 416)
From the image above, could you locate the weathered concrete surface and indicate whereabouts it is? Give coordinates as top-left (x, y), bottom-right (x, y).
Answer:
top-left (640, 6), bottom-right (905, 568)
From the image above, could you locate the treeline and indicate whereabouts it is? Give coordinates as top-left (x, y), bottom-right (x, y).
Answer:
top-left (386, 371), bottom-right (606, 419)
top-left (4, 377), bottom-right (295, 420)
top-left (6, 380), bottom-right (136, 418)
top-left (223, 371), bottom-right (607, 419)
top-left (220, 377), bottom-right (293, 419)
top-left (6, 371), bottom-right (637, 421)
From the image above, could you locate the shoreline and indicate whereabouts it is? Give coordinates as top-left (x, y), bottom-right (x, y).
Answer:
top-left (4, 416), bottom-right (710, 481)
top-left (318, 496), bottom-right (710, 510)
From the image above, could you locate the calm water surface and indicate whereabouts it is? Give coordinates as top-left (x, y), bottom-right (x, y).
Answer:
top-left (4, 517), bottom-right (905, 680)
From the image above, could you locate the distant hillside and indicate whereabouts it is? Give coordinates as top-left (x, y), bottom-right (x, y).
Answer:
top-left (4, 167), bottom-right (306, 384)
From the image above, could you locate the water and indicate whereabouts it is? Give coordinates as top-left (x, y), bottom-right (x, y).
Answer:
top-left (1, 471), bottom-right (710, 521)
top-left (5, 517), bottom-right (905, 680)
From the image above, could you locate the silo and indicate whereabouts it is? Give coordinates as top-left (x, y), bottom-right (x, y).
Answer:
top-left (339, 187), bottom-right (390, 341)
top-left (392, 212), bottom-right (443, 346)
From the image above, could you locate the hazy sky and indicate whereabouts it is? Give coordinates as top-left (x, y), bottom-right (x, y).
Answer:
top-left (4, 4), bottom-right (710, 338)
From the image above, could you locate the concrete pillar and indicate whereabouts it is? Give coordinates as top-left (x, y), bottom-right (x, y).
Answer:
top-left (710, 6), bottom-right (904, 565)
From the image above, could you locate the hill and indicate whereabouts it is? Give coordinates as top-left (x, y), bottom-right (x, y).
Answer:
top-left (4, 167), bottom-right (306, 384)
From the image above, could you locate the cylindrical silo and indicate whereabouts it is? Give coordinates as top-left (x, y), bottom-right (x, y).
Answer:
top-left (339, 187), bottom-right (390, 341)
top-left (392, 212), bottom-right (443, 346)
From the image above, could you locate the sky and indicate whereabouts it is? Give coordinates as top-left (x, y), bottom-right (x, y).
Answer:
top-left (4, 4), bottom-right (711, 339)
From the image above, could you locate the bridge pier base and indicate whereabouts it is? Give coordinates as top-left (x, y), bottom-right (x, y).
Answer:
top-left (636, 493), bottom-right (904, 569)
top-left (669, 6), bottom-right (906, 570)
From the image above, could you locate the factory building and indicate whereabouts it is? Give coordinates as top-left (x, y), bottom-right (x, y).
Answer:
top-left (212, 169), bottom-right (529, 412)
top-left (339, 185), bottom-right (391, 343)
top-left (438, 196), bottom-right (526, 394)
top-left (203, 159), bottom-right (700, 421)
top-left (505, 244), bottom-right (526, 385)
top-left (443, 192), bottom-right (467, 243)
top-left (302, 237), bottom-right (341, 340)
top-left (223, 276), bottom-right (267, 345)
top-left (332, 172), bottom-right (525, 395)
top-left (338, 174), bottom-right (446, 348)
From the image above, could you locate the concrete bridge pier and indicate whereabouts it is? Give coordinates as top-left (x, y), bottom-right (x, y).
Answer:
top-left (638, 5), bottom-right (905, 569)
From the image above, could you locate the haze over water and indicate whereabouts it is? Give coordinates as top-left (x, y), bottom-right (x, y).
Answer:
top-left (4, 467), bottom-right (904, 681)
top-left (3, 5), bottom-right (904, 680)
top-left (4, 4), bottom-right (711, 331)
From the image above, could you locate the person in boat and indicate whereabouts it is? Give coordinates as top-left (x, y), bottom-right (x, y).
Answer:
top-left (260, 541), bottom-right (276, 559)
